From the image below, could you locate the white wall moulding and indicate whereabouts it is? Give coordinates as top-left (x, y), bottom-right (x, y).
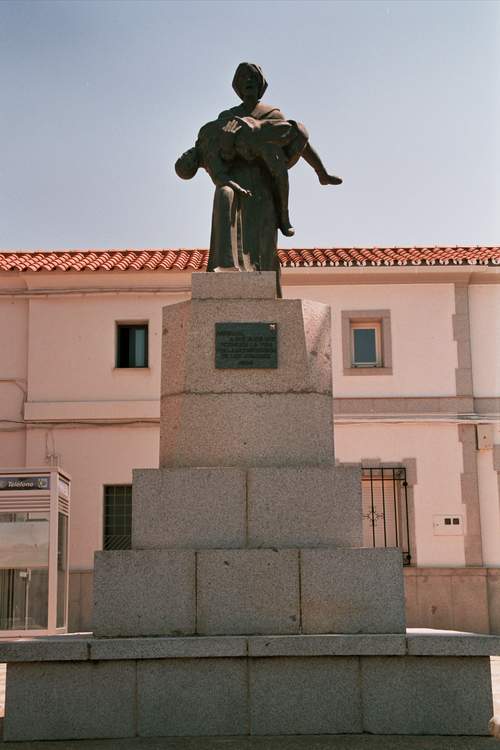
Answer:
top-left (22, 395), bottom-right (497, 424)
top-left (334, 396), bottom-right (476, 416)
top-left (24, 400), bottom-right (160, 422)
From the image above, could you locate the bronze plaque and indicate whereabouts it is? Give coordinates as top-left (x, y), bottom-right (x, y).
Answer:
top-left (215, 323), bottom-right (277, 369)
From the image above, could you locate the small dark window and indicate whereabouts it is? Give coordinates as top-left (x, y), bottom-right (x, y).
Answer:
top-left (351, 322), bottom-right (382, 367)
top-left (453, 517), bottom-right (460, 525)
top-left (103, 485), bottom-right (132, 550)
top-left (353, 328), bottom-right (377, 364)
top-left (116, 324), bottom-right (148, 368)
top-left (445, 518), bottom-right (451, 525)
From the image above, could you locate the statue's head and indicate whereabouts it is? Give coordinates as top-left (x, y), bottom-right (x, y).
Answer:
top-left (232, 62), bottom-right (268, 102)
top-left (175, 148), bottom-right (199, 180)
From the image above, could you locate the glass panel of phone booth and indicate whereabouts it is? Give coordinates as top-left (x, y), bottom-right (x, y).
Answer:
top-left (57, 513), bottom-right (68, 628)
top-left (0, 512), bottom-right (49, 630)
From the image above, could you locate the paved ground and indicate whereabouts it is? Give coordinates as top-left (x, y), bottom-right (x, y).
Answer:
top-left (0, 665), bottom-right (4, 720)
top-left (0, 660), bottom-right (499, 748)
top-left (0, 734), bottom-right (498, 749)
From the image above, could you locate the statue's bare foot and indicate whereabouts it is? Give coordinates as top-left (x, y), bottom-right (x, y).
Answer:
top-left (278, 208), bottom-right (295, 237)
top-left (318, 172), bottom-right (343, 186)
top-left (279, 217), bottom-right (295, 237)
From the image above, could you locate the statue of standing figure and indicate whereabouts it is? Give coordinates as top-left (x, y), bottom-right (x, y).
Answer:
top-left (175, 62), bottom-right (342, 294)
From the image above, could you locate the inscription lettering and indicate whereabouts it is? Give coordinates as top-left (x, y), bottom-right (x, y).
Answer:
top-left (215, 323), bottom-right (278, 369)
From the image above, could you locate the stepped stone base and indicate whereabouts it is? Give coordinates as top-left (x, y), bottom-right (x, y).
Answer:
top-left (160, 392), bottom-right (334, 468)
top-left (2, 631), bottom-right (498, 741)
top-left (132, 465), bottom-right (362, 549)
top-left (159, 273), bottom-right (335, 469)
top-left (92, 546), bottom-right (403, 637)
top-left (132, 465), bottom-right (362, 550)
top-left (93, 549), bottom-right (196, 637)
top-left (4, 275), bottom-right (494, 742)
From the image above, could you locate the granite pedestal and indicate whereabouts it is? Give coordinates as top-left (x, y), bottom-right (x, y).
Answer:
top-left (3, 632), bottom-right (499, 740)
top-left (2, 273), bottom-right (498, 740)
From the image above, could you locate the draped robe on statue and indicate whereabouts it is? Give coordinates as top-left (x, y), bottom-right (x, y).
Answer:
top-left (207, 103), bottom-right (283, 285)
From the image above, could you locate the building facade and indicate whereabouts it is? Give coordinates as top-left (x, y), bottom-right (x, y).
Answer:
top-left (1, 247), bottom-right (499, 633)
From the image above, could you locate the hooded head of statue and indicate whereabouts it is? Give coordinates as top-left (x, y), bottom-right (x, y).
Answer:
top-left (232, 62), bottom-right (268, 102)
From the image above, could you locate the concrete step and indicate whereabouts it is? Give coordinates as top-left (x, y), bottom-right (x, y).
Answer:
top-left (92, 547), bottom-right (405, 637)
top-left (2, 632), bottom-right (500, 742)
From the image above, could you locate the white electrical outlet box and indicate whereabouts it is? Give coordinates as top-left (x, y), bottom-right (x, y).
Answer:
top-left (433, 515), bottom-right (464, 536)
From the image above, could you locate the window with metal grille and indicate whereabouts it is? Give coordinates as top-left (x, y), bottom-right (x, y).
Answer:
top-left (116, 324), bottom-right (148, 368)
top-left (103, 485), bottom-right (132, 550)
top-left (362, 467), bottom-right (411, 565)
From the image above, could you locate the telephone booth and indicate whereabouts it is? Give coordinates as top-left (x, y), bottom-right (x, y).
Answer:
top-left (0, 467), bottom-right (70, 636)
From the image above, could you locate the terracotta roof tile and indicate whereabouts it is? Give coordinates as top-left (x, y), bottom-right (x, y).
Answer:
top-left (0, 247), bottom-right (499, 273)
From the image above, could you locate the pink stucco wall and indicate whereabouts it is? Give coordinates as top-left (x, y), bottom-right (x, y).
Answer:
top-left (1, 266), bottom-right (498, 578)
top-left (285, 282), bottom-right (458, 397)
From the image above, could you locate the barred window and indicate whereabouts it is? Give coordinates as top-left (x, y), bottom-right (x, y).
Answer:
top-left (103, 485), bottom-right (132, 550)
top-left (362, 467), bottom-right (411, 565)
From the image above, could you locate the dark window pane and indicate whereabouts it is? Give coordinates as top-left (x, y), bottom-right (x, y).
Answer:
top-left (117, 325), bottom-right (148, 368)
top-left (117, 327), bottom-right (128, 367)
top-left (103, 486), bottom-right (132, 550)
top-left (134, 327), bottom-right (146, 367)
top-left (353, 328), bottom-right (376, 364)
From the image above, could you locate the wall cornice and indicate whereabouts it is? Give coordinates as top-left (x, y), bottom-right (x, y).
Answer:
top-left (20, 396), bottom-right (498, 425)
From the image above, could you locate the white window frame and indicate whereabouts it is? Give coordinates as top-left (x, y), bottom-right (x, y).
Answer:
top-left (341, 309), bottom-right (393, 376)
top-left (350, 321), bottom-right (382, 368)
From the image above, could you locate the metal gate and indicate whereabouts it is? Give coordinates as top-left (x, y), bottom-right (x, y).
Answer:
top-left (362, 467), bottom-right (411, 565)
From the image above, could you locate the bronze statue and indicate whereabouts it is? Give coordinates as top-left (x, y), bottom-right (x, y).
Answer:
top-left (175, 62), bottom-right (342, 291)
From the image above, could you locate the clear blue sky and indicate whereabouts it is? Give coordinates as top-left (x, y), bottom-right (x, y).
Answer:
top-left (1, 0), bottom-right (499, 250)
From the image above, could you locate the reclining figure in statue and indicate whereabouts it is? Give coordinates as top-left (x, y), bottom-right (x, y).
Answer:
top-left (175, 63), bottom-right (342, 239)
top-left (176, 113), bottom-right (311, 238)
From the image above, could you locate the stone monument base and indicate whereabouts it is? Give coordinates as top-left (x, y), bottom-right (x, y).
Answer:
top-left (1, 631), bottom-right (498, 740)
top-left (2, 273), bottom-right (497, 740)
